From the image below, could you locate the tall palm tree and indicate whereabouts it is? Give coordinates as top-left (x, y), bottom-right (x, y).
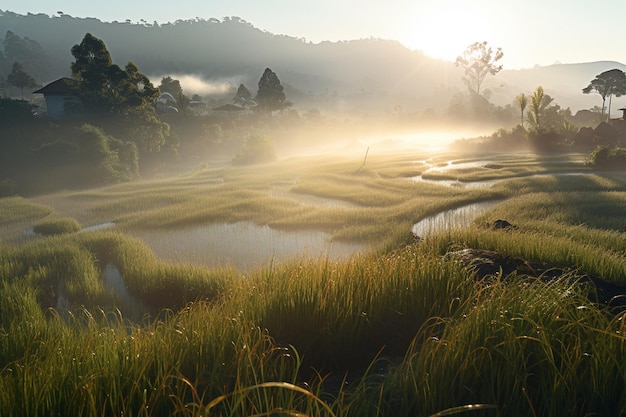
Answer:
top-left (515, 93), bottom-right (527, 128)
top-left (527, 86), bottom-right (553, 134)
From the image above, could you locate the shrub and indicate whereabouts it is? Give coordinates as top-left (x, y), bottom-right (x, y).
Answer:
top-left (33, 218), bottom-right (81, 235)
top-left (588, 146), bottom-right (626, 170)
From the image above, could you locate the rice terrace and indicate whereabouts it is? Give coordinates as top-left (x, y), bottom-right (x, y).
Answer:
top-left (2, 147), bottom-right (626, 416)
top-left (3, 5), bottom-right (626, 416)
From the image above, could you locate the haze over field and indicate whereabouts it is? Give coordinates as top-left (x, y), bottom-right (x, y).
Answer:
top-left (3, 1), bottom-right (626, 183)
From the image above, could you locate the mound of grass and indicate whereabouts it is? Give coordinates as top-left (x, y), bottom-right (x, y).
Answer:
top-left (33, 217), bottom-right (81, 235)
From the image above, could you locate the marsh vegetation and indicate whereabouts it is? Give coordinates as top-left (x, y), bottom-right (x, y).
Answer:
top-left (1, 150), bottom-right (626, 416)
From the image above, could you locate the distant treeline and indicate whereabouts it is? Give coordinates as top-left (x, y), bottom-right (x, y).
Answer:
top-left (1, 9), bottom-right (621, 113)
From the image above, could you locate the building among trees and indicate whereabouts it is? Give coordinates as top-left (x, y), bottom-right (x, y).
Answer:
top-left (33, 77), bottom-right (81, 120)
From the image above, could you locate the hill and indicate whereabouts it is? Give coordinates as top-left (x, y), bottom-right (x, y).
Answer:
top-left (1, 10), bottom-right (624, 114)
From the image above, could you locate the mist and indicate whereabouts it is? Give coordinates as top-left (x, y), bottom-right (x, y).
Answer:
top-left (150, 73), bottom-right (237, 96)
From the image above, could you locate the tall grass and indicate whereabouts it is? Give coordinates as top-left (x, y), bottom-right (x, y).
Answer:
top-left (222, 249), bottom-right (476, 371)
top-left (1, 152), bottom-right (625, 415)
top-left (379, 276), bottom-right (626, 416)
top-left (0, 303), bottom-right (306, 416)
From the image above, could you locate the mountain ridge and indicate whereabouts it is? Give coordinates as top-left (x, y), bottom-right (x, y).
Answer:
top-left (1, 10), bottom-right (624, 114)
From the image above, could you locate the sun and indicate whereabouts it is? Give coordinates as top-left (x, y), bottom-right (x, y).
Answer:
top-left (403, 6), bottom-right (494, 62)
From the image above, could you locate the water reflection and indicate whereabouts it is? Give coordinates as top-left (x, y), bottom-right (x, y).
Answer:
top-left (412, 177), bottom-right (499, 189)
top-left (412, 200), bottom-right (501, 238)
top-left (131, 222), bottom-right (366, 271)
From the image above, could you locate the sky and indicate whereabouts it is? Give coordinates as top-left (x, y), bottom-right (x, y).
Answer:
top-left (2, 0), bottom-right (624, 69)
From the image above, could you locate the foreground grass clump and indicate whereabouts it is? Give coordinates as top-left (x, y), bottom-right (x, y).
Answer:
top-left (0, 303), bottom-right (304, 416)
top-left (381, 275), bottom-right (626, 416)
top-left (33, 217), bottom-right (81, 235)
top-left (0, 232), bottom-right (235, 316)
top-left (225, 248), bottom-right (476, 371)
top-left (0, 242), bottom-right (624, 416)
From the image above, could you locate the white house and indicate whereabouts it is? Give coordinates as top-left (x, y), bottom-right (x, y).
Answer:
top-left (33, 78), bottom-right (81, 120)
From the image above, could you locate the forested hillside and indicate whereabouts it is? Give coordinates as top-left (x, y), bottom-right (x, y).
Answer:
top-left (2, 10), bottom-right (623, 113)
top-left (0, 11), bottom-right (457, 110)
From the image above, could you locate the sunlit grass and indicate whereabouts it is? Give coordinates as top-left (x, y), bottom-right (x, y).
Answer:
top-left (0, 196), bottom-right (51, 224)
top-left (33, 217), bottom-right (81, 235)
top-left (381, 275), bottom-right (626, 416)
top-left (1, 151), bottom-right (626, 415)
top-left (22, 152), bottom-right (509, 248)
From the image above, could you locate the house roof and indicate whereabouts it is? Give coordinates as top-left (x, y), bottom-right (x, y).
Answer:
top-left (33, 77), bottom-right (78, 95)
top-left (212, 104), bottom-right (245, 112)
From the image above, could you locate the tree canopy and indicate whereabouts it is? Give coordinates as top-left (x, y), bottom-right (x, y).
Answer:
top-left (455, 41), bottom-right (503, 96)
top-left (158, 76), bottom-right (189, 111)
top-left (255, 68), bottom-right (291, 113)
top-left (7, 62), bottom-right (37, 99)
top-left (233, 83), bottom-right (254, 107)
top-left (70, 33), bottom-right (168, 155)
top-left (71, 33), bottom-right (159, 114)
top-left (582, 69), bottom-right (626, 119)
top-left (515, 93), bottom-right (528, 128)
top-left (2, 30), bottom-right (51, 82)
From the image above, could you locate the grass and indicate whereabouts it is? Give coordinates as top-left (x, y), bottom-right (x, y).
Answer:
top-left (0, 196), bottom-right (51, 224)
top-left (381, 274), bottom-right (626, 416)
top-left (22, 153), bottom-right (505, 246)
top-left (33, 217), bottom-right (82, 235)
top-left (0, 151), bottom-right (625, 415)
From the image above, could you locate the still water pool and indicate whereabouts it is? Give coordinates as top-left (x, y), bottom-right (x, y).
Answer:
top-left (131, 222), bottom-right (367, 271)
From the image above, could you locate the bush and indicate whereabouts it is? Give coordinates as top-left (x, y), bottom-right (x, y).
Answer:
top-left (588, 146), bottom-right (626, 170)
top-left (33, 218), bottom-right (81, 236)
top-left (0, 98), bottom-right (38, 125)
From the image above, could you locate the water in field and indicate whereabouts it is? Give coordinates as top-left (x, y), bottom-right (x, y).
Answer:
top-left (131, 222), bottom-right (366, 271)
top-left (412, 200), bottom-right (501, 238)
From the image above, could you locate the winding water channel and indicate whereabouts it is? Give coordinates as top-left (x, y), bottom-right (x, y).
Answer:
top-left (411, 200), bottom-right (501, 238)
top-left (3, 156), bottom-right (594, 273)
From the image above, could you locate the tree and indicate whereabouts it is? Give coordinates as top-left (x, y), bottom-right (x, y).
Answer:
top-left (3, 31), bottom-right (51, 82)
top-left (0, 97), bottom-right (37, 125)
top-left (455, 41), bottom-right (503, 96)
top-left (527, 86), bottom-right (553, 134)
top-left (515, 93), bottom-right (527, 128)
top-left (7, 62), bottom-right (37, 99)
top-left (71, 34), bottom-right (160, 114)
top-left (159, 76), bottom-right (188, 113)
top-left (70, 33), bottom-right (116, 112)
top-left (70, 33), bottom-right (169, 155)
top-left (159, 76), bottom-right (182, 95)
top-left (233, 83), bottom-right (253, 106)
top-left (255, 68), bottom-right (291, 113)
top-left (582, 69), bottom-right (626, 120)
